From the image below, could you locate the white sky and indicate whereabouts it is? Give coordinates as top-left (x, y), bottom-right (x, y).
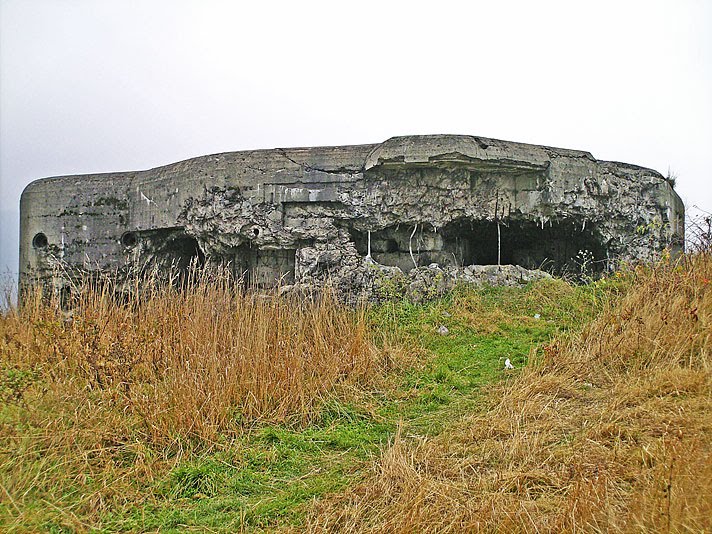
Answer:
top-left (1, 0), bottom-right (711, 283)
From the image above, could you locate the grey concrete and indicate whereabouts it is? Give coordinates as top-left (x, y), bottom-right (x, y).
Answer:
top-left (19, 135), bottom-right (684, 298)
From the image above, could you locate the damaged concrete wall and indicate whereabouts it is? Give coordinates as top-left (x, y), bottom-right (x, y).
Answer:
top-left (19, 135), bottom-right (684, 298)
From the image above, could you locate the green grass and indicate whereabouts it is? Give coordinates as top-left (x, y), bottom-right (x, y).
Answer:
top-left (3, 278), bottom-right (619, 532)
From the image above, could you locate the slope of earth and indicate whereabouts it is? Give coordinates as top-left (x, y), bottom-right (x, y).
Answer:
top-left (303, 254), bottom-right (712, 533)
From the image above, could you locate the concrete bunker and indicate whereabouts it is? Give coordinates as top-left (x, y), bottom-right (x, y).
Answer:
top-left (18, 135), bottom-right (684, 300)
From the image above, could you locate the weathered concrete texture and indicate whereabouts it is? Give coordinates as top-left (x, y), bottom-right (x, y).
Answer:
top-left (19, 135), bottom-right (684, 299)
top-left (365, 262), bottom-right (554, 303)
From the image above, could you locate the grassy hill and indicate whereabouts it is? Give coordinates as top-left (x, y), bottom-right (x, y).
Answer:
top-left (1, 254), bottom-right (709, 532)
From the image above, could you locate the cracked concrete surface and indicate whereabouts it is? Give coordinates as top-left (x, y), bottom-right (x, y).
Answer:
top-left (19, 135), bottom-right (684, 299)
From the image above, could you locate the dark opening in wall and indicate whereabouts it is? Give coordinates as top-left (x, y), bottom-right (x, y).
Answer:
top-left (233, 244), bottom-right (296, 287)
top-left (32, 232), bottom-right (48, 249)
top-left (385, 239), bottom-right (399, 253)
top-left (349, 218), bottom-right (606, 275)
top-left (121, 231), bottom-right (137, 248)
top-left (137, 230), bottom-right (206, 281)
top-left (349, 225), bottom-right (454, 272)
top-left (59, 285), bottom-right (73, 311)
top-left (440, 218), bottom-right (606, 274)
top-left (163, 235), bottom-right (206, 271)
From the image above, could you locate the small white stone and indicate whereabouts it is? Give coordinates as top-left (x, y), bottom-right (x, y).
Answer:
top-left (437, 325), bottom-right (449, 336)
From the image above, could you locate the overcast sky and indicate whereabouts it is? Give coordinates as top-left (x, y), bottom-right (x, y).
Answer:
top-left (1, 0), bottom-right (711, 287)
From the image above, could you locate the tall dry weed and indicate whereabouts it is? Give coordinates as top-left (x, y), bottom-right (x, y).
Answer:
top-left (0, 269), bottom-right (394, 528)
top-left (307, 252), bottom-right (712, 533)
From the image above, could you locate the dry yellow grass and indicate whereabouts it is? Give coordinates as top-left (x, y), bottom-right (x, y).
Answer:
top-left (306, 253), bottom-right (712, 533)
top-left (0, 270), bottom-right (393, 528)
